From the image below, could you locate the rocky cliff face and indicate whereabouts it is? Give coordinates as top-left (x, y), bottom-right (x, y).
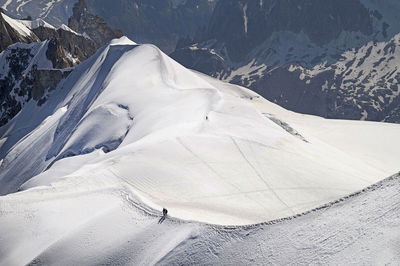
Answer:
top-left (0, 12), bottom-right (99, 126)
top-left (0, 2), bottom-right (121, 126)
top-left (1, 10), bottom-right (97, 66)
top-left (0, 12), bottom-right (39, 51)
top-left (172, 0), bottom-right (400, 123)
top-left (84, 0), bottom-right (217, 53)
top-left (0, 42), bottom-right (72, 126)
top-left (68, 0), bottom-right (123, 48)
top-left (204, 0), bottom-right (373, 61)
top-left (1, 0), bottom-right (218, 53)
top-left (32, 26), bottom-right (97, 68)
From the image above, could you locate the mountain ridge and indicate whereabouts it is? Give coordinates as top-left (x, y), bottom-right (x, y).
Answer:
top-left (171, 0), bottom-right (400, 123)
top-left (0, 2), bottom-right (123, 126)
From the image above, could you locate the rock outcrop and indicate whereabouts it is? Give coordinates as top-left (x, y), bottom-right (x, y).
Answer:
top-left (84, 0), bottom-right (217, 53)
top-left (0, 3), bottom-right (120, 126)
top-left (68, 0), bottom-right (123, 47)
top-left (0, 42), bottom-right (72, 126)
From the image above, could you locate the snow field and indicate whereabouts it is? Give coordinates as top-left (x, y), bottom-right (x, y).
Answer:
top-left (0, 36), bottom-right (399, 264)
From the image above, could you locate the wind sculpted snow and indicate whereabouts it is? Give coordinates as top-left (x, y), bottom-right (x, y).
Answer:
top-left (0, 36), bottom-right (400, 265)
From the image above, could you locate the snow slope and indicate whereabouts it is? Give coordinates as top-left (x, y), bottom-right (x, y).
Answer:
top-left (0, 36), bottom-right (399, 264)
top-left (0, 0), bottom-right (75, 27)
top-left (1, 11), bottom-right (79, 33)
top-left (1, 12), bottom-right (35, 37)
top-left (0, 165), bottom-right (399, 265)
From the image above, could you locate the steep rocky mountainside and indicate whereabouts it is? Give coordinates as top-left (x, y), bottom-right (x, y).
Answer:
top-left (1, 0), bottom-right (123, 58)
top-left (0, 42), bottom-right (71, 126)
top-left (0, 0), bottom-right (217, 53)
top-left (0, 13), bottom-right (74, 126)
top-left (84, 0), bottom-right (217, 53)
top-left (0, 1), bottom-right (123, 126)
top-left (68, 0), bottom-right (123, 48)
top-left (32, 26), bottom-right (97, 68)
top-left (1, 10), bottom-right (97, 66)
top-left (0, 15), bottom-right (91, 126)
top-left (172, 0), bottom-right (400, 123)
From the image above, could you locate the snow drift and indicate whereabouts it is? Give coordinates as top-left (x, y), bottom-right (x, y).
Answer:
top-left (0, 36), bottom-right (400, 264)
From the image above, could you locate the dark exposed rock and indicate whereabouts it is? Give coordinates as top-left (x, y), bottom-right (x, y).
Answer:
top-left (32, 69), bottom-right (71, 101)
top-left (56, 28), bottom-right (97, 62)
top-left (31, 26), bottom-right (97, 67)
top-left (0, 1), bottom-right (123, 127)
top-left (68, 0), bottom-right (123, 48)
top-left (46, 37), bottom-right (71, 69)
top-left (30, 25), bottom-right (59, 40)
top-left (1, 11), bottom-right (97, 67)
top-left (254, 64), bottom-right (337, 118)
top-left (170, 46), bottom-right (228, 77)
top-left (84, 0), bottom-right (217, 53)
top-left (0, 44), bottom-right (72, 126)
top-left (202, 0), bottom-right (373, 62)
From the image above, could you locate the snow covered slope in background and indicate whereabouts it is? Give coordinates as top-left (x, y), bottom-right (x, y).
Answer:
top-left (172, 0), bottom-right (400, 123)
top-left (0, 0), bottom-right (76, 27)
top-left (0, 36), bottom-right (399, 264)
top-left (1, 12), bottom-right (37, 37)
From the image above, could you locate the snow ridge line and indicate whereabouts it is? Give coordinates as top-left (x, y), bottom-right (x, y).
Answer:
top-left (218, 171), bottom-right (400, 230)
top-left (155, 45), bottom-right (223, 111)
top-left (112, 170), bottom-right (400, 229)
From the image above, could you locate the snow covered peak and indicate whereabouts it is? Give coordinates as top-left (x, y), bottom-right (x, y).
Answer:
top-left (18, 18), bottom-right (56, 31)
top-left (58, 24), bottom-right (77, 33)
top-left (110, 36), bottom-right (137, 46)
top-left (1, 41), bottom-right (399, 227)
top-left (0, 12), bottom-right (35, 37)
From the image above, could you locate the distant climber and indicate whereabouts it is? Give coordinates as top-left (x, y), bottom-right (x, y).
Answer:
top-left (206, 116), bottom-right (208, 120)
top-left (158, 208), bottom-right (168, 224)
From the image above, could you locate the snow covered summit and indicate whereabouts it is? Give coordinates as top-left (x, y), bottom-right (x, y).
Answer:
top-left (0, 36), bottom-right (400, 264)
top-left (1, 36), bottom-right (400, 225)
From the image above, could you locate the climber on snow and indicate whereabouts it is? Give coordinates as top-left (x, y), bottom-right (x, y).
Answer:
top-left (158, 208), bottom-right (168, 224)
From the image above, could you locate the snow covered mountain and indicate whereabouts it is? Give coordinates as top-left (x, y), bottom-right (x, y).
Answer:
top-left (0, 0), bottom-right (76, 28)
top-left (0, 12), bottom-right (89, 126)
top-left (0, 36), bottom-right (399, 264)
top-left (0, 11), bottom-right (40, 51)
top-left (172, 0), bottom-right (400, 123)
top-left (0, 3), bottom-right (123, 126)
top-left (4, 0), bottom-right (400, 123)
top-left (1, 1), bottom-right (122, 53)
top-left (0, 15), bottom-right (90, 126)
